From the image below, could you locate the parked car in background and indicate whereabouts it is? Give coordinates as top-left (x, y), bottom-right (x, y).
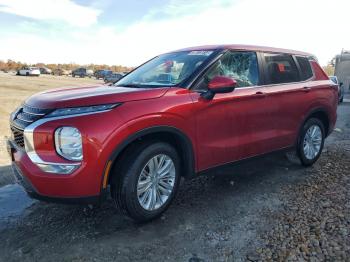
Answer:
top-left (39, 67), bottom-right (52, 75)
top-left (94, 69), bottom-right (113, 79)
top-left (8, 45), bottom-right (337, 222)
top-left (72, 68), bottom-right (93, 78)
top-left (53, 68), bottom-right (70, 76)
top-left (17, 67), bottom-right (40, 76)
top-left (329, 76), bottom-right (344, 103)
top-left (104, 72), bottom-right (125, 84)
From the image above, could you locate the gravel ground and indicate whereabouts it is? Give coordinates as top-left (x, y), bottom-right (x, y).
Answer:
top-left (0, 165), bottom-right (13, 186)
top-left (250, 143), bottom-right (350, 261)
top-left (0, 97), bottom-right (349, 261)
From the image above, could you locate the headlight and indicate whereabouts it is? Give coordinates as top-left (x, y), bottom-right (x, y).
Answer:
top-left (45, 103), bottom-right (120, 118)
top-left (55, 127), bottom-right (83, 161)
top-left (10, 106), bottom-right (21, 121)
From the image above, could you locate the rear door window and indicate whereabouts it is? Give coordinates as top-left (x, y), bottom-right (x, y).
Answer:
top-left (296, 56), bottom-right (313, 80)
top-left (263, 53), bottom-right (300, 84)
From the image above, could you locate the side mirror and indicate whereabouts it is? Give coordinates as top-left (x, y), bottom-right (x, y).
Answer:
top-left (201, 76), bottom-right (237, 100)
top-left (339, 82), bottom-right (343, 87)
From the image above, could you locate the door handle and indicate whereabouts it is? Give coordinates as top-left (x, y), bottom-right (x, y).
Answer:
top-left (303, 86), bottom-right (311, 92)
top-left (255, 91), bottom-right (266, 98)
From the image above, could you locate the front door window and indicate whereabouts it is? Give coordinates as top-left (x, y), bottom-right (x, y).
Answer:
top-left (197, 51), bottom-right (260, 90)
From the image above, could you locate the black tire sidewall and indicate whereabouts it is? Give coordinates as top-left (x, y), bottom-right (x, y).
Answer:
top-left (115, 142), bottom-right (181, 222)
top-left (297, 118), bottom-right (325, 166)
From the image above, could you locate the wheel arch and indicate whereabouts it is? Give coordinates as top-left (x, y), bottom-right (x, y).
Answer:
top-left (103, 126), bottom-right (196, 188)
top-left (297, 107), bottom-right (331, 146)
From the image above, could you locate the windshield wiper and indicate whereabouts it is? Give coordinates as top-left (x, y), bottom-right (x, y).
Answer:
top-left (115, 84), bottom-right (141, 88)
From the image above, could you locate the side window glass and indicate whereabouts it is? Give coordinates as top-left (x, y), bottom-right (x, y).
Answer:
top-left (264, 53), bottom-right (300, 84)
top-left (296, 56), bottom-right (313, 80)
top-left (201, 51), bottom-right (259, 89)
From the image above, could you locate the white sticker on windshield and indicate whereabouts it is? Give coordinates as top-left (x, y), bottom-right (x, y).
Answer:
top-left (188, 51), bottom-right (213, 56)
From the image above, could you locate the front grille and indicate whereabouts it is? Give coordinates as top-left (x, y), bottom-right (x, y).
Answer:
top-left (10, 126), bottom-right (25, 148)
top-left (10, 104), bottom-right (52, 149)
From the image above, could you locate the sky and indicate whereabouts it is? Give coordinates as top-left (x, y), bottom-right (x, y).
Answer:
top-left (0, 0), bottom-right (349, 67)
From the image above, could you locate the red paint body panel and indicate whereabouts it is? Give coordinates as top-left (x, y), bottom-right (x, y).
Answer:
top-left (26, 85), bottom-right (169, 108)
top-left (9, 45), bottom-right (338, 201)
top-left (189, 86), bottom-right (279, 170)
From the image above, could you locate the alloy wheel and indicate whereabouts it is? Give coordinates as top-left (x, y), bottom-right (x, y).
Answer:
top-left (137, 154), bottom-right (176, 211)
top-left (303, 124), bottom-right (322, 160)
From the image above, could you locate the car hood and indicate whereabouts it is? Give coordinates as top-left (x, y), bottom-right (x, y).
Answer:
top-left (25, 85), bottom-right (169, 109)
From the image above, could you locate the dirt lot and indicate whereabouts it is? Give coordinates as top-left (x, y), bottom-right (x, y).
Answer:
top-left (0, 74), bottom-right (349, 261)
top-left (0, 72), bottom-right (102, 167)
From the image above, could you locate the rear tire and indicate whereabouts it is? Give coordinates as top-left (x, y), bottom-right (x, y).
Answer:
top-left (111, 142), bottom-right (181, 222)
top-left (297, 118), bottom-right (325, 166)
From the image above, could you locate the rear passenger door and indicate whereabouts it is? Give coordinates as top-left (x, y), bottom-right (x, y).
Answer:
top-left (261, 52), bottom-right (314, 149)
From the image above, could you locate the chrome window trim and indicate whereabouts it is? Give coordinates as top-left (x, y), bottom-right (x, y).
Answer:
top-left (234, 85), bottom-right (261, 90)
top-left (256, 78), bottom-right (315, 88)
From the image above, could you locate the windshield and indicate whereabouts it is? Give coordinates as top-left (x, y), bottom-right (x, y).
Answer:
top-left (115, 50), bottom-right (215, 88)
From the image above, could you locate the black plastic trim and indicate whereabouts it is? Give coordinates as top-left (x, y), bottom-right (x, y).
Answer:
top-left (103, 126), bottom-right (196, 188)
top-left (197, 146), bottom-right (294, 176)
top-left (257, 51), bottom-right (267, 85)
top-left (27, 191), bottom-right (101, 205)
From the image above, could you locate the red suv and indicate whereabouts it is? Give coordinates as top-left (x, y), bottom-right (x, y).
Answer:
top-left (8, 45), bottom-right (338, 221)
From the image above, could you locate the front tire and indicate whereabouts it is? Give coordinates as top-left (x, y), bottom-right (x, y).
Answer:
top-left (111, 142), bottom-right (181, 222)
top-left (297, 118), bottom-right (325, 166)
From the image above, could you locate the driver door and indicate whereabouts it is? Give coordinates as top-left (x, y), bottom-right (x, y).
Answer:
top-left (190, 51), bottom-right (275, 171)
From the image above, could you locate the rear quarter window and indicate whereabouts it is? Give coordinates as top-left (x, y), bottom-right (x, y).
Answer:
top-left (263, 53), bottom-right (300, 84)
top-left (296, 56), bottom-right (313, 80)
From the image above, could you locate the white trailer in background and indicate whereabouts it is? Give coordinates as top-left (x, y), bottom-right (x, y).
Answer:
top-left (334, 50), bottom-right (350, 94)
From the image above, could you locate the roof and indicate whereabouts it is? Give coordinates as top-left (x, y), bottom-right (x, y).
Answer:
top-left (172, 44), bottom-right (313, 57)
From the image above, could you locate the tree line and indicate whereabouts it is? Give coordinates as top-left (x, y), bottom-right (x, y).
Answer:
top-left (0, 59), bottom-right (133, 72)
top-left (0, 58), bottom-right (336, 76)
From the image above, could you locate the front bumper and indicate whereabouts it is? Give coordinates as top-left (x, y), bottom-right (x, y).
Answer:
top-left (7, 139), bottom-right (103, 205)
